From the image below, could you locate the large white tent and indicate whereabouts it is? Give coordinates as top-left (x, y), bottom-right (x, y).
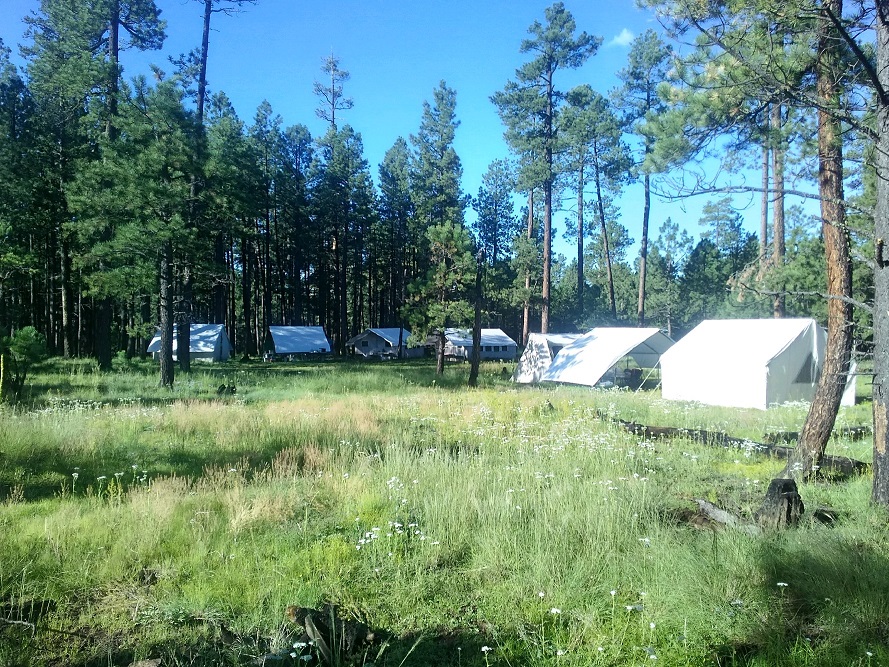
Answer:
top-left (513, 333), bottom-right (583, 384)
top-left (266, 326), bottom-right (331, 357)
top-left (147, 323), bottom-right (233, 362)
top-left (539, 328), bottom-right (674, 387)
top-left (660, 318), bottom-right (854, 409)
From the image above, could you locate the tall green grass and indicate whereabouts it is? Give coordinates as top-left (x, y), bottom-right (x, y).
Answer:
top-left (0, 359), bottom-right (884, 666)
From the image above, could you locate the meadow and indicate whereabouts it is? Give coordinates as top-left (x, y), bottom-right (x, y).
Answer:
top-left (0, 357), bottom-right (886, 666)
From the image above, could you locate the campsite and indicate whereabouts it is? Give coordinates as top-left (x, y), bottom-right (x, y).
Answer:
top-left (0, 353), bottom-right (883, 666)
top-left (3, 0), bottom-right (889, 664)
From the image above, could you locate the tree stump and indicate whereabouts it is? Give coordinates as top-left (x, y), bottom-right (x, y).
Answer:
top-left (755, 478), bottom-right (804, 529)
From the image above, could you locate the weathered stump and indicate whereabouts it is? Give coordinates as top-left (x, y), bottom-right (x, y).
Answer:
top-left (755, 478), bottom-right (804, 529)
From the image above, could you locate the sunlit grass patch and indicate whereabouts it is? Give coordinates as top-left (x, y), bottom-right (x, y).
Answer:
top-left (0, 359), bottom-right (883, 665)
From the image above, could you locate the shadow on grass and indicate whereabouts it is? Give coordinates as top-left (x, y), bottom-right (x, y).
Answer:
top-left (718, 525), bottom-right (889, 665)
top-left (2, 621), bottom-right (509, 667)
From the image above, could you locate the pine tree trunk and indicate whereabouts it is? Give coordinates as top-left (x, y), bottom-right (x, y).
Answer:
top-left (784, 0), bottom-right (852, 481)
top-left (871, 0), bottom-right (889, 505)
top-left (469, 253), bottom-right (484, 388)
top-left (542, 77), bottom-right (554, 335)
top-left (436, 331), bottom-right (445, 375)
top-left (577, 165), bottom-right (585, 320)
top-left (594, 162), bottom-right (617, 320)
top-left (60, 234), bottom-right (74, 358)
top-left (242, 237), bottom-right (255, 357)
top-left (772, 103), bottom-right (786, 318)
top-left (178, 266), bottom-right (192, 373)
top-left (542, 179), bottom-right (552, 334)
top-left (760, 138), bottom-right (769, 271)
top-left (637, 171), bottom-right (651, 326)
top-left (522, 192), bottom-right (533, 346)
top-left (159, 241), bottom-right (175, 388)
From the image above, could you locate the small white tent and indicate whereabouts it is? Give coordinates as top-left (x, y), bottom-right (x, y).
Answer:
top-left (660, 318), bottom-right (854, 410)
top-left (513, 333), bottom-right (583, 383)
top-left (443, 328), bottom-right (517, 361)
top-left (147, 323), bottom-right (233, 362)
top-left (540, 327), bottom-right (674, 387)
top-left (346, 328), bottom-right (421, 358)
top-left (266, 326), bottom-right (331, 357)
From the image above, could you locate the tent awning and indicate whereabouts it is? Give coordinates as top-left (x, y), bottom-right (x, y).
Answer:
top-left (540, 328), bottom-right (673, 387)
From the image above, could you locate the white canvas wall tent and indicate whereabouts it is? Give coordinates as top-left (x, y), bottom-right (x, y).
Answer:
top-left (513, 333), bottom-right (583, 383)
top-left (539, 327), bottom-right (674, 387)
top-left (266, 326), bottom-right (331, 357)
top-left (443, 328), bottom-right (517, 361)
top-left (660, 318), bottom-right (855, 410)
top-left (346, 328), bottom-right (421, 358)
top-left (147, 323), bottom-right (233, 362)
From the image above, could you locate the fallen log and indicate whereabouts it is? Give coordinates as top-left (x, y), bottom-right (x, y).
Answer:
top-left (764, 425), bottom-right (871, 444)
top-left (607, 415), bottom-right (868, 478)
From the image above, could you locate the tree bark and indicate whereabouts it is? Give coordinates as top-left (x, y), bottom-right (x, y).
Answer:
top-left (469, 252), bottom-right (484, 387)
top-left (594, 161), bottom-right (617, 320)
top-left (871, 0), bottom-right (889, 505)
top-left (784, 0), bottom-right (852, 482)
top-left (577, 164), bottom-right (585, 320)
top-left (60, 233), bottom-right (74, 358)
top-left (159, 241), bottom-right (175, 388)
top-left (637, 171), bottom-right (650, 326)
top-left (760, 138), bottom-right (769, 271)
top-left (772, 103), bottom-right (786, 318)
top-left (436, 331), bottom-right (445, 375)
top-left (522, 192), bottom-right (533, 346)
top-left (541, 75), bottom-right (554, 334)
top-left (178, 267), bottom-right (193, 373)
top-left (94, 2), bottom-right (121, 372)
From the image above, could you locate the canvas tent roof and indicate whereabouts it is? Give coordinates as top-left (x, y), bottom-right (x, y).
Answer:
top-left (540, 327), bottom-right (674, 387)
top-left (659, 318), bottom-right (838, 409)
top-left (146, 323), bottom-right (232, 359)
top-left (444, 328), bottom-right (516, 347)
top-left (513, 333), bottom-right (583, 384)
top-left (268, 326), bottom-right (331, 354)
top-left (346, 328), bottom-right (410, 347)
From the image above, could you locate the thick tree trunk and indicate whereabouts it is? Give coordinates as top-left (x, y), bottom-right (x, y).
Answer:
top-left (784, 0), bottom-right (852, 482)
top-left (159, 241), bottom-right (175, 388)
top-left (772, 103), bottom-right (786, 318)
top-left (871, 0), bottom-right (889, 505)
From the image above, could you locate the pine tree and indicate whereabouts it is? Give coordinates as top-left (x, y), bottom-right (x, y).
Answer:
top-left (613, 29), bottom-right (672, 326)
top-left (492, 3), bottom-right (599, 333)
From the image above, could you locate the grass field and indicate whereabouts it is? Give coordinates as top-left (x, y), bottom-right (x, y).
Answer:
top-left (0, 357), bottom-right (885, 666)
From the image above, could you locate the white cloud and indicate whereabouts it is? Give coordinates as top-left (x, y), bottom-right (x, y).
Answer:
top-left (609, 28), bottom-right (635, 48)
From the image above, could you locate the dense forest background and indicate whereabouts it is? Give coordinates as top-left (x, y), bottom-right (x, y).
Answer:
top-left (0, 0), bottom-right (877, 373)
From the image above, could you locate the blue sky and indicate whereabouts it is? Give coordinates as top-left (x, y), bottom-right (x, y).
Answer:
top-left (1, 0), bottom-right (758, 259)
